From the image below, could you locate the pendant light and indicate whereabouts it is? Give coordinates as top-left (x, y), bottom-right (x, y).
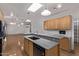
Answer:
top-left (41, 4), bottom-right (51, 16)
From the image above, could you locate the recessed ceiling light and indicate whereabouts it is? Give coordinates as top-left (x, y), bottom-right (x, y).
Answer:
top-left (41, 9), bottom-right (51, 16)
top-left (57, 4), bottom-right (62, 8)
top-left (27, 3), bottom-right (42, 12)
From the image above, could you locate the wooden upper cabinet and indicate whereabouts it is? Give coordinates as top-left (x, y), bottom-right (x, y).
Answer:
top-left (44, 19), bottom-right (57, 30)
top-left (0, 8), bottom-right (4, 20)
top-left (58, 16), bottom-right (72, 30)
top-left (44, 15), bottom-right (72, 30)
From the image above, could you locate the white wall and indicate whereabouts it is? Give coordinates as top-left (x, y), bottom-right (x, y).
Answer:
top-left (4, 17), bottom-right (25, 34)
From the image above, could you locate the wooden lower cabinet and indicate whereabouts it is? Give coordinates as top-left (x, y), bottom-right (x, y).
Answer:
top-left (59, 37), bottom-right (71, 51)
top-left (24, 38), bottom-right (33, 56)
top-left (24, 38), bottom-right (59, 56)
top-left (28, 40), bottom-right (33, 56)
top-left (24, 38), bottom-right (29, 55)
top-left (45, 45), bottom-right (59, 56)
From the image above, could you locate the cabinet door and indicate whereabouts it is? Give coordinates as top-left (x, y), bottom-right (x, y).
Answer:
top-left (56, 18), bottom-right (62, 30)
top-left (59, 37), bottom-right (70, 51)
top-left (57, 16), bottom-right (72, 30)
top-left (28, 40), bottom-right (33, 56)
top-left (24, 39), bottom-right (29, 55)
top-left (45, 45), bottom-right (59, 56)
top-left (63, 16), bottom-right (72, 30)
top-left (44, 15), bottom-right (72, 30)
top-left (49, 19), bottom-right (57, 30)
top-left (44, 19), bottom-right (57, 30)
top-left (44, 20), bottom-right (49, 29)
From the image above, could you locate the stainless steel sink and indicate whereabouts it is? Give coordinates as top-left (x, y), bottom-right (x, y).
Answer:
top-left (28, 36), bottom-right (40, 40)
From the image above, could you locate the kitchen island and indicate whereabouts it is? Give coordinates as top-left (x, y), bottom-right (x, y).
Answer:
top-left (24, 35), bottom-right (59, 56)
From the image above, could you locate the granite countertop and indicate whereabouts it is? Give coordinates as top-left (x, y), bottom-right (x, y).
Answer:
top-left (24, 35), bottom-right (58, 49)
top-left (51, 34), bottom-right (71, 39)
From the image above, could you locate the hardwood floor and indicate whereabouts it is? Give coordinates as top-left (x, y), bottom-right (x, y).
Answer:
top-left (2, 35), bottom-right (24, 56)
top-left (2, 35), bottom-right (79, 56)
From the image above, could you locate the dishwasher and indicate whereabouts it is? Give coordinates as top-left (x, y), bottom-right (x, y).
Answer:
top-left (33, 43), bottom-right (45, 56)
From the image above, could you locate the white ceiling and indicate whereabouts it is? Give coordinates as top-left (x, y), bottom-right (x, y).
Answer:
top-left (0, 3), bottom-right (79, 21)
